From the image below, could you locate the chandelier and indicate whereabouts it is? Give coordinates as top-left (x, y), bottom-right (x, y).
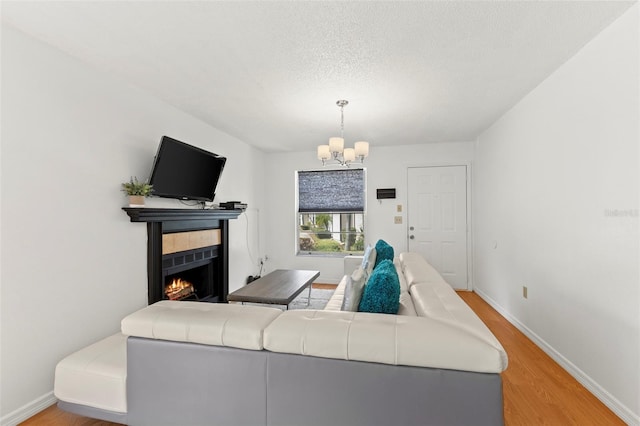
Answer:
top-left (317, 100), bottom-right (369, 166)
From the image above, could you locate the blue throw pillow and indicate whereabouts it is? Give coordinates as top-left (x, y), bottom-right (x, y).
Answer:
top-left (358, 259), bottom-right (400, 314)
top-left (373, 239), bottom-right (394, 268)
top-left (361, 245), bottom-right (373, 269)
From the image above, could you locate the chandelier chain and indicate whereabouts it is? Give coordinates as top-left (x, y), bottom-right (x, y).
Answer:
top-left (337, 99), bottom-right (348, 139)
top-left (341, 104), bottom-right (344, 138)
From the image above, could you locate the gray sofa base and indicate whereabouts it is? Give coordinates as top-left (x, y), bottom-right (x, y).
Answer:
top-left (125, 336), bottom-right (504, 426)
top-left (267, 352), bottom-right (503, 426)
top-left (57, 400), bottom-right (127, 424)
top-left (127, 337), bottom-right (269, 426)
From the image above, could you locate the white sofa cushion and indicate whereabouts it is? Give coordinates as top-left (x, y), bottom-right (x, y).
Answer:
top-left (410, 282), bottom-right (503, 341)
top-left (54, 333), bottom-right (127, 413)
top-left (400, 252), bottom-right (447, 288)
top-left (264, 310), bottom-right (507, 373)
top-left (410, 281), bottom-right (459, 319)
top-left (394, 258), bottom-right (409, 294)
top-left (121, 300), bottom-right (281, 350)
top-left (398, 291), bottom-right (417, 316)
top-left (324, 275), bottom-right (347, 311)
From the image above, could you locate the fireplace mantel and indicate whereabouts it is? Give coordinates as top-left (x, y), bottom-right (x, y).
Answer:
top-left (123, 207), bottom-right (242, 223)
top-left (123, 207), bottom-right (242, 304)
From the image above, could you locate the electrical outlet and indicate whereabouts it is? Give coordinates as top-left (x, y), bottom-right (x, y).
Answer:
top-left (394, 216), bottom-right (403, 224)
top-left (523, 286), bottom-right (528, 299)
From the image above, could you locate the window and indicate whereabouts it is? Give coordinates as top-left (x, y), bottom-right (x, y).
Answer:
top-left (297, 169), bottom-right (366, 256)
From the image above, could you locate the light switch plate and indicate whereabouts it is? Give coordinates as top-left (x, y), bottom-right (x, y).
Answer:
top-left (397, 204), bottom-right (402, 212)
top-left (394, 216), bottom-right (403, 224)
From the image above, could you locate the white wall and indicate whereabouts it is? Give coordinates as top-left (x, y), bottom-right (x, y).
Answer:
top-left (263, 142), bottom-right (474, 284)
top-left (0, 25), bottom-right (265, 423)
top-left (473, 5), bottom-right (639, 423)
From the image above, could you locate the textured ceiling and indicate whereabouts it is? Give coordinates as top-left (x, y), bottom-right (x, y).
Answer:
top-left (1, 1), bottom-right (634, 153)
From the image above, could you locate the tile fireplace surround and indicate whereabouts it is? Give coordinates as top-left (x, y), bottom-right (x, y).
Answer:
top-left (123, 207), bottom-right (242, 304)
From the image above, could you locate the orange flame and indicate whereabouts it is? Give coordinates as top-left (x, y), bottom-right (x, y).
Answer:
top-left (165, 278), bottom-right (194, 300)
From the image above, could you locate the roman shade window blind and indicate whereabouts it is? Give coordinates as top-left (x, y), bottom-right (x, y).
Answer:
top-left (297, 169), bottom-right (365, 212)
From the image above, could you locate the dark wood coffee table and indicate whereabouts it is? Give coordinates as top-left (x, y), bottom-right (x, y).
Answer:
top-left (228, 269), bottom-right (320, 309)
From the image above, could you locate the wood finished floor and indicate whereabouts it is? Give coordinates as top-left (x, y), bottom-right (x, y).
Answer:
top-left (21, 290), bottom-right (624, 426)
top-left (457, 291), bottom-right (624, 426)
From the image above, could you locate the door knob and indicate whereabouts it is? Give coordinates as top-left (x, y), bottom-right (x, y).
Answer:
top-left (409, 235), bottom-right (415, 239)
top-left (409, 226), bottom-right (414, 231)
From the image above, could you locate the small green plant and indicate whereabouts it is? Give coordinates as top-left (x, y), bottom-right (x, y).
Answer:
top-left (315, 214), bottom-right (332, 230)
top-left (315, 239), bottom-right (343, 252)
top-left (121, 177), bottom-right (153, 196)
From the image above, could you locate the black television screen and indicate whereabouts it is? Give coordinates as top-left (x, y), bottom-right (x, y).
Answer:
top-left (148, 136), bottom-right (226, 202)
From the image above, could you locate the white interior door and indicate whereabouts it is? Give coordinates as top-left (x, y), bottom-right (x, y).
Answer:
top-left (407, 166), bottom-right (468, 290)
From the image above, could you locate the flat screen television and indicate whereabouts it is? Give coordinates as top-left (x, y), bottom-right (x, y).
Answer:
top-left (148, 136), bottom-right (226, 202)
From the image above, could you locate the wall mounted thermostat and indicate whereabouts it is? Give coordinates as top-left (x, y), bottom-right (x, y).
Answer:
top-left (376, 188), bottom-right (396, 199)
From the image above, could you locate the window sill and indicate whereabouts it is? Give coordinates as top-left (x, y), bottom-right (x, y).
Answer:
top-left (297, 252), bottom-right (363, 258)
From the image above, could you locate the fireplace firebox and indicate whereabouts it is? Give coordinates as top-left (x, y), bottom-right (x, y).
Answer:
top-left (123, 208), bottom-right (242, 305)
top-left (162, 246), bottom-right (218, 302)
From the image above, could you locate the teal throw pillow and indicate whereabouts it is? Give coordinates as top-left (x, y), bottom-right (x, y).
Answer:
top-left (374, 239), bottom-right (394, 268)
top-left (358, 259), bottom-right (400, 314)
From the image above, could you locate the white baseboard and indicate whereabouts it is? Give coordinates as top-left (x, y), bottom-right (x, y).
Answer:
top-left (1, 391), bottom-right (57, 426)
top-left (474, 288), bottom-right (639, 426)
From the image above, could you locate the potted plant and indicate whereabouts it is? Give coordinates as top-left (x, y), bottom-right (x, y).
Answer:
top-left (122, 177), bottom-right (153, 207)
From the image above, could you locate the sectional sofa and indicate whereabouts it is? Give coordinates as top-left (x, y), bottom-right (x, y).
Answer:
top-left (54, 252), bottom-right (508, 425)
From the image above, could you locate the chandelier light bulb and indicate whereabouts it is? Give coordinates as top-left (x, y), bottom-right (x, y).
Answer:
top-left (343, 148), bottom-right (356, 163)
top-left (329, 137), bottom-right (344, 153)
top-left (354, 141), bottom-right (369, 158)
top-left (317, 145), bottom-right (331, 160)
